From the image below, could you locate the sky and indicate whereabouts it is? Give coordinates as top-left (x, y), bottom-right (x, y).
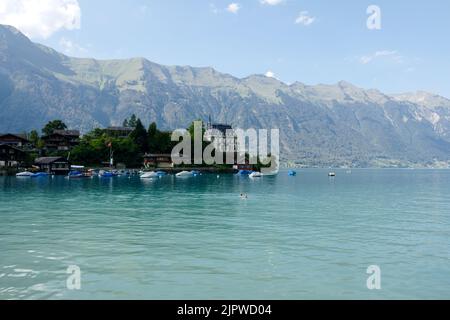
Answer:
top-left (1, 0), bottom-right (449, 97)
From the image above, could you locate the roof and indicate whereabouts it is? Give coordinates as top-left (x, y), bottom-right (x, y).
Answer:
top-left (42, 130), bottom-right (80, 139)
top-left (208, 124), bottom-right (233, 134)
top-left (106, 127), bottom-right (134, 131)
top-left (35, 157), bottom-right (68, 164)
top-left (0, 144), bottom-right (26, 153)
top-left (143, 153), bottom-right (173, 158)
top-left (212, 124), bottom-right (232, 129)
top-left (0, 133), bottom-right (30, 142)
top-left (53, 130), bottom-right (80, 136)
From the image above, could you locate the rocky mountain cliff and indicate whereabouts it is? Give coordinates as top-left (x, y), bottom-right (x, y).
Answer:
top-left (1, 24), bottom-right (450, 166)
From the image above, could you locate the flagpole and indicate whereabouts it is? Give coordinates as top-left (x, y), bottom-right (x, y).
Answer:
top-left (107, 142), bottom-right (113, 168)
top-left (110, 145), bottom-right (113, 168)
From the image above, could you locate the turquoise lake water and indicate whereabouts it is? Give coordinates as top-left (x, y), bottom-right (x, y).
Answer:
top-left (0, 169), bottom-right (449, 300)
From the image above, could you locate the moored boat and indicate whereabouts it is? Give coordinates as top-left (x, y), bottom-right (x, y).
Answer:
top-left (176, 171), bottom-right (192, 177)
top-left (68, 171), bottom-right (91, 179)
top-left (237, 170), bottom-right (253, 176)
top-left (140, 171), bottom-right (159, 179)
top-left (99, 170), bottom-right (117, 178)
top-left (262, 170), bottom-right (279, 176)
top-left (88, 169), bottom-right (98, 176)
top-left (249, 171), bottom-right (263, 178)
top-left (30, 172), bottom-right (50, 178)
top-left (16, 171), bottom-right (34, 177)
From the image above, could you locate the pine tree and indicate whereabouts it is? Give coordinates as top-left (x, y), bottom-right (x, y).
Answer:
top-left (148, 122), bottom-right (158, 152)
top-left (130, 119), bottom-right (148, 153)
top-left (128, 114), bottom-right (138, 128)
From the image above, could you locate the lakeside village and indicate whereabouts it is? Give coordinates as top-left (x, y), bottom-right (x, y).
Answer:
top-left (0, 115), bottom-right (280, 178)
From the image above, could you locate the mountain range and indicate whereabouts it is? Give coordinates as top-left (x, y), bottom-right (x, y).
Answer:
top-left (1, 24), bottom-right (450, 167)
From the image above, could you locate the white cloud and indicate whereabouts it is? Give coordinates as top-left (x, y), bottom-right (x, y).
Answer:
top-left (0, 0), bottom-right (81, 39)
top-left (359, 50), bottom-right (403, 64)
top-left (295, 11), bottom-right (315, 26)
top-left (261, 0), bottom-right (284, 5)
top-left (265, 70), bottom-right (275, 78)
top-left (226, 3), bottom-right (240, 14)
top-left (59, 37), bottom-right (86, 56)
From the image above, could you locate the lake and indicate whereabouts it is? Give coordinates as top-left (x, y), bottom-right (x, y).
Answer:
top-left (0, 169), bottom-right (449, 299)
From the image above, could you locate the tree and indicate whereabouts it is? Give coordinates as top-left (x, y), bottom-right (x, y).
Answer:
top-left (187, 120), bottom-right (207, 165)
top-left (188, 120), bottom-right (203, 138)
top-left (29, 130), bottom-right (40, 147)
top-left (87, 128), bottom-right (106, 139)
top-left (42, 120), bottom-right (67, 136)
top-left (148, 122), bottom-right (158, 152)
top-left (147, 122), bottom-right (176, 154)
top-left (130, 119), bottom-right (148, 153)
top-left (71, 140), bottom-right (105, 166)
top-left (122, 114), bottom-right (138, 128)
top-left (113, 138), bottom-right (140, 167)
top-left (154, 131), bottom-right (174, 154)
top-left (128, 114), bottom-right (138, 128)
top-left (148, 122), bottom-right (157, 137)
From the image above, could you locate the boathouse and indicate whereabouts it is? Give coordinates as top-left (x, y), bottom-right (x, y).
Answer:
top-left (35, 157), bottom-right (71, 175)
top-left (143, 154), bottom-right (174, 168)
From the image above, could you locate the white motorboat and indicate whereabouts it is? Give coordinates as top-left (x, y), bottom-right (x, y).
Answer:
top-left (140, 171), bottom-right (159, 179)
top-left (176, 171), bottom-right (192, 177)
top-left (16, 171), bottom-right (33, 177)
top-left (249, 171), bottom-right (263, 178)
top-left (262, 170), bottom-right (279, 176)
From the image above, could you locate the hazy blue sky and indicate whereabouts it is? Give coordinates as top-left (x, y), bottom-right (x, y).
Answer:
top-left (1, 0), bottom-right (449, 97)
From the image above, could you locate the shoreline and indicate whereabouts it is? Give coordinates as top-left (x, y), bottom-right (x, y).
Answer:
top-left (3, 167), bottom-right (450, 177)
top-left (0, 167), bottom-right (239, 176)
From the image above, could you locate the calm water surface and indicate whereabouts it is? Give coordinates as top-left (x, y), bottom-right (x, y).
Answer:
top-left (0, 169), bottom-right (449, 299)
